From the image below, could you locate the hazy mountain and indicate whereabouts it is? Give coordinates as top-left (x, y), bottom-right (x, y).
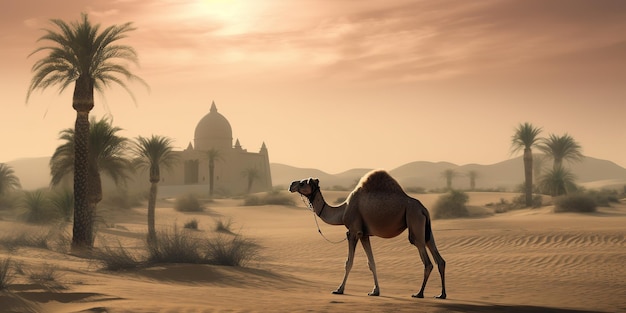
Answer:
top-left (273, 156), bottom-right (626, 191)
top-left (6, 155), bottom-right (626, 192)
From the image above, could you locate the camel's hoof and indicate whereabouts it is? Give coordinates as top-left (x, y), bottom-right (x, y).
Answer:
top-left (412, 293), bottom-right (424, 298)
top-left (368, 291), bottom-right (380, 296)
top-left (435, 294), bottom-right (447, 299)
top-left (332, 290), bottom-right (344, 295)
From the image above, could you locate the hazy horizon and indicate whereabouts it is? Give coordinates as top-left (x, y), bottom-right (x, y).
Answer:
top-left (1, 0), bottom-right (625, 173)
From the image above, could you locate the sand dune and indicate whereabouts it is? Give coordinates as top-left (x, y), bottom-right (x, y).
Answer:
top-left (1, 192), bottom-right (625, 313)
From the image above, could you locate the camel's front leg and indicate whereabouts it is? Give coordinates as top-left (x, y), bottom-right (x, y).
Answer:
top-left (360, 236), bottom-right (380, 296)
top-left (333, 232), bottom-right (359, 295)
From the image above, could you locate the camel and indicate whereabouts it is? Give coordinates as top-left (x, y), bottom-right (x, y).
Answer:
top-left (289, 169), bottom-right (446, 299)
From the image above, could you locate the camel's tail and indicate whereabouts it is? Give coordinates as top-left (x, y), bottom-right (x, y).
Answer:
top-left (424, 213), bottom-right (432, 243)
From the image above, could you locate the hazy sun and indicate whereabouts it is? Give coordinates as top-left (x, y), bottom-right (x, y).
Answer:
top-left (187, 0), bottom-right (259, 34)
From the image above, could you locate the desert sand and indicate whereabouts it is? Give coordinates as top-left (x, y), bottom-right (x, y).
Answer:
top-left (1, 191), bottom-right (625, 313)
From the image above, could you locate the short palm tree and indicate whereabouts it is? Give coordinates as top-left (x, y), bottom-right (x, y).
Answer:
top-left (440, 168), bottom-right (458, 191)
top-left (132, 135), bottom-right (178, 245)
top-left (511, 122), bottom-right (543, 207)
top-left (27, 14), bottom-right (146, 250)
top-left (241, 167), bottom-right (260, 194)
top-left (50, 117), bottom-right (132, 241)
top-left (467, 170), bottom-right (479, 191)
top-left (538, 166), bottom-right (577, 197)
top-left (538, 133), bottom-right (584, 170)
top-left (0, 163), bottom-right (21, 195)
top-left (206, 148), bottom-right (222, 198)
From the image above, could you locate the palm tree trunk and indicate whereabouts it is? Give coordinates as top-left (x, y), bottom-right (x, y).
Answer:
top-left (147, 181), bottom-right (158, 245)
top-left (523, 148), bottom-right (533, 207)
top-left (71, 75), bottom-right (94, 251)
top-left (87, 164), bottom-right (102, 246)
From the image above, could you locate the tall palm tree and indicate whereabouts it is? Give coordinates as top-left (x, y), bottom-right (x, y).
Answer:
top-left (206, 148), bottom-right (222, 198)
top-left (511, 122), bottom-right (543, 207)
top-left (538, 166), bottom-right (577, 197)
top-left (50, 117), bottom-right (132, 243)
top-left (538, 133), bottom-right (584, 170)
top-left (132, 135), bottom-right (178, 245)
top-left (0, 164), bottom-right (21, 195)
top-left (441, 168), bottom-right (458, 191)
top-left (27, 14), bottom-right (145, 250)
top-left (241, 167), bottom-right (260, 194)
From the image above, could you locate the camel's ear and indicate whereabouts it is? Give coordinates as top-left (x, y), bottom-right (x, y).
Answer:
top-left (309, 178), bottom-right (319, 187)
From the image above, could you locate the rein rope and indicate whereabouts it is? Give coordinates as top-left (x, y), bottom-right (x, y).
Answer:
top-left (300, 194), bottom-right (346, 244)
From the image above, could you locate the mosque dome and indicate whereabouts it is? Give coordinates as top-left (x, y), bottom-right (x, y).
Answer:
top-left (194, 102), bottom-right (233, 151)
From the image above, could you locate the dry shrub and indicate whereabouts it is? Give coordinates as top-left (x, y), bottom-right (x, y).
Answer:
top-left (243, 191), bottom-right (295, 206)
top-left (93, 242), bottom-right (144, 271)
top-left (205, 235), bottom-right (259, 266)
top-left (174, 193), bottom-right (204, 212)
top-left (147, 226), bottom-right (205, 264)
top-left (432, 190), bottom-right (469, 219)
top-left (554, 194), bottom-right (597, 213)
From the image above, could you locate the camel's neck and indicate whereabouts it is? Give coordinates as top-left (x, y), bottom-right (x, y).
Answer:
top-left (308, 189), bottom-right (345, 226)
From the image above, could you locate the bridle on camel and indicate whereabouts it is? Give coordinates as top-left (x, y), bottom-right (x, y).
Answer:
top-left (300, 183), bottom-right (347, 244)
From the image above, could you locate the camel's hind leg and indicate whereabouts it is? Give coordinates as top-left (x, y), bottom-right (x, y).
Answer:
top-left (333, 231), bottom-right (359, 295)
top-left (407, 207), bottom-right (441, 299)
top-left (426, 234), bottom-right (447, 299)
top-left (360, 236), bottom-right (380, 296)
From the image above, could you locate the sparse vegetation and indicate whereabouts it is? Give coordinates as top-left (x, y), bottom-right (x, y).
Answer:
top-left (28, 263), bottom-right (62, 285)
top-left (93, 222), bottom-right (259, 270)
top-left (214, 218), bottom-right (233, 233)
top-left (20, 189), bottom-right (60, 224)
top-left (0, 231), bottom-right (49, 252)
top-left (489, 194), bottom-right (543, 213)
top-left (174, 193), bottom-right (204, 212)
top-left (205, 235), bottom-right (259, 266)
top-left (184, 218), bottom-right (199, 230)
top-left (243, 190), bottom-right (295, 206)
top-left (585, 189), bottom-right (621, 207)
top-left (433, 190), bottom-right (469, 219)
top-left (147, 226), bottom-right (206, 264)
top-left (554, 194), bottom-right (597, 213)
top-left (50, 189), bottom-right (74, 222)
top-left (93, 242), bottom-right (144, 271)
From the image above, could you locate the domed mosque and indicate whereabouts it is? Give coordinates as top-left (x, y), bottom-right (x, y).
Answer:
top-left (160, 101), bottom-right (272, 195)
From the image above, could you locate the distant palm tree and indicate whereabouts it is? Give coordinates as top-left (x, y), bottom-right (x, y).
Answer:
top-left (539, 134), bottom-right (584, 170)
top-left (50, 117), bottom-right (132, 242)
top-left (538, 166), bottom-right (577, 197)
top-left (441, 168), bottom-right (458, 190)
top-left (241, 167), bottom-right (260, 194)
top-left (132, 135), bottom-right (178, 244)
top-left (511, 122), bottom-right (543, 207)
top-left (0, 164), bottom-right (21, 195)
top-left (206, 148), bottom-right (222, 198)
top-left (467, 170), bottom-right (479, 191)
top-left (27, 14), bottom-right (146, 250)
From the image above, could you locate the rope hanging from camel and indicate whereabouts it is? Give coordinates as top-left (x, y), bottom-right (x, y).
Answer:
top-left (300, 195), bottom-right (346, 244)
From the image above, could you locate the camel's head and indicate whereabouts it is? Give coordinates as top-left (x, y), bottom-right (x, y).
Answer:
top-left (289, 178), bottom-right (320, 198)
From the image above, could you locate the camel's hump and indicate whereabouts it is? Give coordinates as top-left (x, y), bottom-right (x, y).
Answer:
top-left (356, 170), bottom-right (404, 193)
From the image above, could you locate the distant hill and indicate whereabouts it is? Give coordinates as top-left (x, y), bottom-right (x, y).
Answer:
top-left (272, 156), bottom-right (626, 191)
top-left (6, 155), bottom-right (626, 192)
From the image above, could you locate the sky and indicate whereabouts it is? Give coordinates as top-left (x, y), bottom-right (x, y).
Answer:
top-left (1, 0), bottom-right (625, 174)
